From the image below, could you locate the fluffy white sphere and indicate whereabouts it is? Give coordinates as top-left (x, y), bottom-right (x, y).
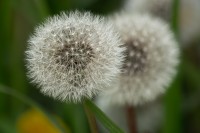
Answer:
top-left (125, 0), bottom-right (200, 47)
top-left (124, 0), bottom-right (172, 21)
top-left (26, 11), bottom-right (124, 103)
top-left (104, 14), bottom-right (179, 106)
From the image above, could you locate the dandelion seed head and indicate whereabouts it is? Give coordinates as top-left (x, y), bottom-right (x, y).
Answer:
top-left (26, 11), bottom-right (124, 103)
top-left (125, 0), bottom-right (172, 21)
top-left (105, 14), bottom-right (179, 106)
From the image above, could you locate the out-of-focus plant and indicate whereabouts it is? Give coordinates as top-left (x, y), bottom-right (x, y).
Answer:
top-left (17, 109), bottom-right (70, 133)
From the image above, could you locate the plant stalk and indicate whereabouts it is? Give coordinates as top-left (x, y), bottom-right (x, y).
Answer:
top-left (83, 100), bottom-right (99, 133)
top-left (126, 105), bottom-right (137, 133)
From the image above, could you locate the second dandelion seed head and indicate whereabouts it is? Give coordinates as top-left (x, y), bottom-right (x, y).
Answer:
top-left (104, 13), bottom-right (179, 106)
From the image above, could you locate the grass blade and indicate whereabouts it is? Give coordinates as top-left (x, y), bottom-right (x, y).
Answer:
top-left (85, 99), bottom-right (124, 133)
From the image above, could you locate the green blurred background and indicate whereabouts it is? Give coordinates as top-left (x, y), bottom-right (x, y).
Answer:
top-left (0, 0), bottom-right (200, 133)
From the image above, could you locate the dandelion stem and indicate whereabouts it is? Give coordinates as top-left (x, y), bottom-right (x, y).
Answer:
top-left (83, 100), bottom-right (99, 133)
top-left (126, 105), bottom-right (137, 133)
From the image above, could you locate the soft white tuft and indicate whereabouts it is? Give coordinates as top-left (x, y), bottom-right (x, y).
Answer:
top-left (25, 11), bottom-right (124, 103)
top-left (104, 14), bottom-right (179, 106)
top-left (124, 0), bottom-right (172, 21)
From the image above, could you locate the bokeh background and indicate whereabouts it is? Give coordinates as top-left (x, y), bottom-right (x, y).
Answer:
top-left (0, 0), bottom-right (200, 133)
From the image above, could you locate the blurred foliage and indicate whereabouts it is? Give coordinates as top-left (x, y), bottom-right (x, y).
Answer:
top-left (163, 0), bottom-right (182, 133)
top-left (0, 0), bottom-right (200, 133)
top-left (17, 109), bottom-right (70, 133)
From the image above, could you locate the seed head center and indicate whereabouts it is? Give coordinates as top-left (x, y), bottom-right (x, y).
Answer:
top-left (55, 40), bottom-right (94, 71)
top-left (122, 40), bottom-right (147, 75)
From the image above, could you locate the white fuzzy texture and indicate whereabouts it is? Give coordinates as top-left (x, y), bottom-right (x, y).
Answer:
top-left (124, 0), bottom-right (172, 21)
top-left (104, 14), bottom-right (179, 106)
top-left (26, 11), bottom-right (124, 103)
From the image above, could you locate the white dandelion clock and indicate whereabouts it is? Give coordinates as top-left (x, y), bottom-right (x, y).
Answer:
top-left (104, 14), bottom-right (179, 106)
top-left (25, 11), bottom-right (124, 103)
top-left (124, 0), bottom-right (172, 21)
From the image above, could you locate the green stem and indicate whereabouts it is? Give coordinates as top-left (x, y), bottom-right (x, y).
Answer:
top-left (83, 100), bottom-right (99, 133)
top-left (84, 99), bottom-right (124, 133)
